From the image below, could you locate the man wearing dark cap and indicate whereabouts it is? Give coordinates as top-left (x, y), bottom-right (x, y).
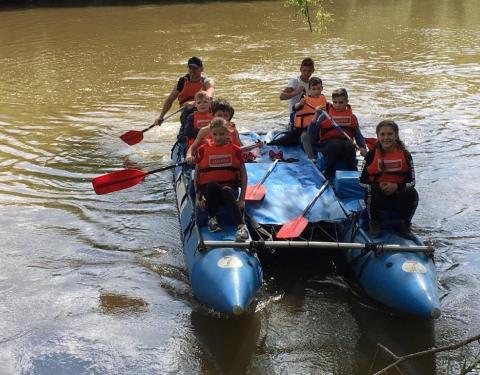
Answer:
top-left (154, 57), bottom-right (215, 132)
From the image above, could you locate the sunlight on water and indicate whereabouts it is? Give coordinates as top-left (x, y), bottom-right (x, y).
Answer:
top-left (0, 0), bottom-right (479, 373)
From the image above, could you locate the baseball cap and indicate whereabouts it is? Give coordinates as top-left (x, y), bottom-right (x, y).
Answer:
top-left (187, 57), bottom-right (203, 68)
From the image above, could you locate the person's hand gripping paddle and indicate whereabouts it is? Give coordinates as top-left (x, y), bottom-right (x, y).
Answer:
top-left (119, 107), bottom-right (183, 146)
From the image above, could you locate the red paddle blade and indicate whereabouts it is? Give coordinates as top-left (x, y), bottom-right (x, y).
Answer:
top-left (276, 215), bottom-right (308, 239)
top-left (365, 137), bottom-right (377, 150)
top-left (120, 130), bottom-right (144, 146)
top-left (92, 169), bottom-right (147, 195)
top-left (245, 184), bottom-right (266, 201)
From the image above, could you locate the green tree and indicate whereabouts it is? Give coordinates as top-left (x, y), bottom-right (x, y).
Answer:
top-left (285, 0), bottom-right (333, 32)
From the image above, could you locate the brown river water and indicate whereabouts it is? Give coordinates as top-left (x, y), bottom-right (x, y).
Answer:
top-left (1, 1), bottom-right (479, 374)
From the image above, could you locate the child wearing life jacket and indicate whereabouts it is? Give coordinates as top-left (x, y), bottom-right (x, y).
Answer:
top-left (194, 117), bottom-right (249, 241)
top-left (186, 98), bottom-right (241, 164)
top-left (305, 88), bottom-right (367, 178)
top-left (359, 120), bottom-right (418, 236)
top-left (293, 76), bottom-right (327, 150)
top-left (183, 91), bottom-right (214, 151)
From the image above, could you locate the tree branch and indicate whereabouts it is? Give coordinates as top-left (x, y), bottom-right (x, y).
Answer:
top-left (371, 334), bottom-right (480, 375)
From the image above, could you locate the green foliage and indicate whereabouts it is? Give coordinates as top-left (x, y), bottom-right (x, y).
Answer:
top-left (284, 0), bottom-right (334, 32)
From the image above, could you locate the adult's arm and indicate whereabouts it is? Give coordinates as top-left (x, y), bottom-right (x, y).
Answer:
top-left (154, 84), bottom-right (180, 125)
top-left (279, 78), bottom-right (304, 100)
top-left (204, 77), bottom-right (215, 98)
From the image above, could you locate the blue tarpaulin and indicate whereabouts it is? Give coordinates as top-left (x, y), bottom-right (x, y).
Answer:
top-left (242, 132), bottom-right (347, 225)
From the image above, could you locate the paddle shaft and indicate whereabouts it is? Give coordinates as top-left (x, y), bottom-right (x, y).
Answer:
top-left (301, 179), bottom-right (329, 217)
top-left (144, 106), bottom-right (184, 133)
top-left (202, 240), bottom-right (433, 252)
top-left (257, 159), bottom-right (279, 185)
top-left (144, 161), bottom-right (186, 175)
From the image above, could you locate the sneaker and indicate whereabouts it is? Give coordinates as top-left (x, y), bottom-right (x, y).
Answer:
top-left (235, 225), bottom-right (249, 242)
top-left (208, 216), bottom-right (222, 232)
top-left (369, 221), bottom-right (381, 237)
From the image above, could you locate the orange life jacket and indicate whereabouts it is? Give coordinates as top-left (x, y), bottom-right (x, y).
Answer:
top-left (196, 143), bottom-right (242, 187)
top-left (177, 76), bottom-right (206, 106)
top-left (227, 122), bottom-right (241, 146)
top-left (193, 112), bottom-right (214, 131)
top-left (318, 104), bottom-right (357, 142)
top-left (367, 148), bottom-right (410, 184)
top-left (294, 95), bottom-right (327, 129)
top-left (186, 112), bottom-right (214, 150)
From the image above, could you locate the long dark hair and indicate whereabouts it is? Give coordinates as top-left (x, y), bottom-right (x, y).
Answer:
top-left (374, 120), bottom-right (407, 173)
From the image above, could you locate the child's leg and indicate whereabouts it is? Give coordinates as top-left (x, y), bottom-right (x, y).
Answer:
top-left (365, 184), bottom-right (387, 224)
top-left (393, 188), bottom-right (419, 224)
top-left (300, 131), bottom-right (316, 159)
top-left (289, 112), bottom-right (295, 131)
top-left (341, 140), bottom-right (357, 170)
top-left (220, 186), bottom-right (244, 226)
top-left (322, 138), bottom-right (343, 178)
top-left (202, 182), bottom-right (223, 217)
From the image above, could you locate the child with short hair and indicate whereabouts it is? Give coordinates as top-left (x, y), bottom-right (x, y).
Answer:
top-left (183, 91), bottom-right (214, 150)
top-left (304, 88), bottom-right (367, 178)
top-left (186, 98), bottom-right (242, 164)
top-left (292, 76), bottom-right (327, 148)
top-left (194, 117), bottom-right (249, 241)
top-left (359, 120), bottom-right (418, 236)
top-left (293, 77), bottom-right (327, 128)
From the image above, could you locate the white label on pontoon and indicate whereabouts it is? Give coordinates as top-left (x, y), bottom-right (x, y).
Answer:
top-left (217, 256), bottom-right (243, 269)
top-left (402, 261), bottom-right (427, 273)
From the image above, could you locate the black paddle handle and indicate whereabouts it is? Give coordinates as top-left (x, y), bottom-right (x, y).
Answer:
top-left (146, 161), bottom-right (187, 176)
top-left (143, 123), bottom-right (157, 133)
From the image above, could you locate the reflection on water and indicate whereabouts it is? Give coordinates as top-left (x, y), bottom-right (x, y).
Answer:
top-left (191, 312), bottom-right (261, 374)
top-left (99, 292), bottom-right (148, 315)
top-left (0, 0), bottom-right (479, 373)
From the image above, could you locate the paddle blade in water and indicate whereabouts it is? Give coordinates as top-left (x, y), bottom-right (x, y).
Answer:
top-left (276, 215), bottom-right (308, 239)
top-left (120, 130), bottom-right (144, 146)
top-left (92, 169), bottom-right (147, 195)
top-left (245, 184), bottom-right (266, 201)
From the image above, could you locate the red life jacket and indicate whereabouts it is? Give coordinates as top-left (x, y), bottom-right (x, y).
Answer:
top-left (196, 143), bottom-right (242, 187)
top-left (177, 75), bottom-right (206, 106)
top-left (186, 112), bottom-right (214, 150)
top-left (293, 95), bottom-right (327, 129)
top-left (318, 104), bottom-right (357, 142)
top-left (227, 122), bottom-right (241, 146)
top-left (366, 148), bottom-right (410, 184)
